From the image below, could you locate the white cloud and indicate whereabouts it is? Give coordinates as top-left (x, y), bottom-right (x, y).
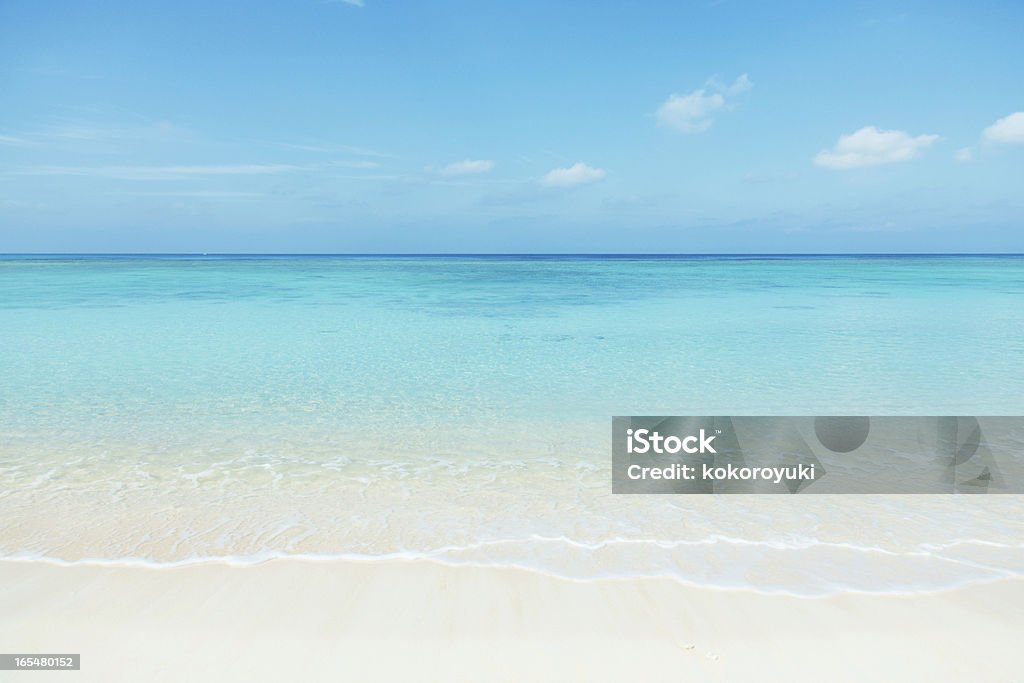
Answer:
top-left (540, 162), bottom-right (606, 188)
top-left (813, 126), bottom-right (939, 170)
top-left (656, 91), bottom-right (724, 133)
top-left (713, 73), bottom-right (753, 96)
top-left (954, 147), bottom-right (972, 163)
top-left (656, 73), bottom-right (752, 133)
top-left (437, 159), bottom-right (495, 176)
top-left (338, 0), bottom-right (364, 6)
top-left (982, 112), bottom-right (1024, 144)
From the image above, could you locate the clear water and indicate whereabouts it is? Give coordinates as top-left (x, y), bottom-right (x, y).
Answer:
top-left (2, 255), bottom-right (1023, 594)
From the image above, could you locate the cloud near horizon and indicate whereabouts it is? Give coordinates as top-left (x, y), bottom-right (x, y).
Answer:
top-left (814, 126), bottom-right (939, 169)
top-left (540, 162), bottom-right (606, 188)
top-left (982, 112), bottom-right (1024, 144)
top-left (656, 74), bottom-right (752, 133)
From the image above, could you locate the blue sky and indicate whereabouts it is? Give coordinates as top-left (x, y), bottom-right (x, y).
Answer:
top-left (1, 0), bottom-right (1022, 252)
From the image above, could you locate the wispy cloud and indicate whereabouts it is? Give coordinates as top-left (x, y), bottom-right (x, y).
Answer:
top-left (274, 141), bottom-right (395, 158)
top-left (708, 73), bottom-right (753, 97)
top-left (814, 126), bottom-right (939, 170)
top-left (656, 73), bottom-right (752, 133)
top-left (13, 65), bottom-right (108, 80)
top-left (0, 120), bottom-right (188, 152)
top-left (983, 112), bottom-right (1024, 144)
top-left (109, 190), bottom-right (262, 198)
top-left (0, 198), bottom-right (36, 208)
top-left (331, 174), bottom-right (402, 181)
top-left (954, 147), bottom-right (973, 163)
top-left (327, 0), bottom-right (365, 7)
top-left (541, 162), bottom-right (606, 188)
top-left (0, 134), bottom-right (33, 146)
top-left (12, 164), bottom-right (305, 180)
top-left (433, 159), bottom-right (495, 176)
top-left (325, 160), bottom-right (383, 169)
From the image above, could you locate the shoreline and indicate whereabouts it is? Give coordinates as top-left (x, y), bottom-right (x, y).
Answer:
top-left (1, 552), bottom-right (1020, 599)
top-left (2, 558), bottom-right (1022, 682)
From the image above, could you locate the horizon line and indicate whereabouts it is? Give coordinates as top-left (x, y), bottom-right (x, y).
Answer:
top-left (2, 252), bottom-right (1024, 258)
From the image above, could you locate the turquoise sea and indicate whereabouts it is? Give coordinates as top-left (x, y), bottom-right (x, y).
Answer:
top-left (2, 255), bottom-right (1024, 594)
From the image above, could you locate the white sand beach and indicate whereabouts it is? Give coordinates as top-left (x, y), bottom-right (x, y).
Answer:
top-left (2, 560), bottom-right (1021, 682)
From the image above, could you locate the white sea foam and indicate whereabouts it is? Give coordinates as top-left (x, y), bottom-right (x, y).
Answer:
top-left (4, 458), bottom-right (1024, 597)
top-left (4, 534), bottom-right (1023, 597)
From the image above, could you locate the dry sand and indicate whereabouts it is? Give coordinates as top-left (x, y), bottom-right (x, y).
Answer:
top-left (1, 559), bottom-right (1021, 682)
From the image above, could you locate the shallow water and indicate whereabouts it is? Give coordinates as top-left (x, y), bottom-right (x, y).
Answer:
top-left (2, 255), bottom-right (1023, 594)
